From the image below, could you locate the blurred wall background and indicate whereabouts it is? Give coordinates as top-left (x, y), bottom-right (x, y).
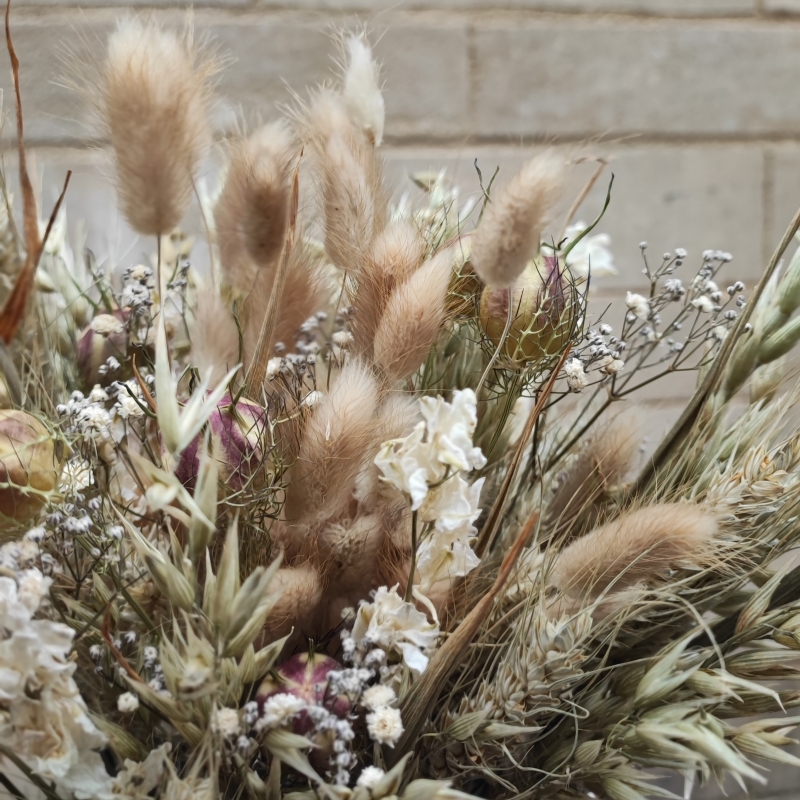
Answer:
top-left (3, 0), bottom-right (800, 434)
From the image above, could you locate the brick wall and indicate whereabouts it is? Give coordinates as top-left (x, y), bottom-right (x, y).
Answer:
top-left (6, 0), bottom-right (800, 445)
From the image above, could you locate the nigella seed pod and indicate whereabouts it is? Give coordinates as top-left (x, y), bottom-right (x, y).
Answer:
top-left (175, 395), bottom-right (268, 494)
top-left (257, 653), bottom-right (350, 766)
top-left (0, 410), bottom-right (64, 527)
top-left (479, 256), bottom-right (575, 365)
top-left (76, 312), bottom-right (130, 388)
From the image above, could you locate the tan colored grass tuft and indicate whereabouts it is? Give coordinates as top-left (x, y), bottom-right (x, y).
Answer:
top-left (283, 359), bottom-right (380, 524)
top-left (215, 122), bottom-right (297, 300)
top-left (300, 89), bottom-right (386, 272)
top-left (351, 220), bottom-right (426, 357)
top-left (470, 152), bottom-right (564, 289)
top-left (190, 289), bottom-right (240, 385)
top-left (102, 17), bottom-right (215, 236)
top-left (373, 248), bottom-right (454, 384)
top-left (551, 503), bottom-right (718, 600)
top-left (546, 409), bottom-right (642, 539)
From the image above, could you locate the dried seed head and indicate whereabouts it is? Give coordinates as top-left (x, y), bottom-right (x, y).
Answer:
top-left (373, 248), bottom-right (454, 384)
top-left (216, 122), bottom-right (297, 299)
top-left (103, 18), bottom-right (214, 235)
top-left (341, 34), bottom-right (385, 146)
top-left (546, 409), bottom-right (643, 537)
top-left (302, 89), bottom-right (386, 271)
top-left (284, 359), bottom-right (379, 523)
top-left (551, 504), bottom-right (717, 600)
top-left (471, 153), bottom-right (564, 288)
top-left (479, 256), bottom-right (575, 365)
top-left (191, 289), bottom-right (240, 385)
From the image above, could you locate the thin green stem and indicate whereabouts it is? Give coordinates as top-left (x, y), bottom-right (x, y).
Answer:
top-left (405, 510), bottom-right (418, 602)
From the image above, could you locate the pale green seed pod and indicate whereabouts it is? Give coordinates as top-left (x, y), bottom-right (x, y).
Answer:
top-left (778, 246), bottom-right (800, 317)
top-left (759, 314), bottom-right (800, 364)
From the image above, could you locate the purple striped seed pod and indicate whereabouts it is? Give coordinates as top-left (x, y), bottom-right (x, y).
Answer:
top-left (76, 311), bottom-right (130, 388)
top-left (0, 410), bottom-right (63, 527)
top-left (479, 255), bottom-right (574, 365)
top-left (175, 395), bottom-right (268, 494)
top-left (256, 653), bottom-right (351, 740)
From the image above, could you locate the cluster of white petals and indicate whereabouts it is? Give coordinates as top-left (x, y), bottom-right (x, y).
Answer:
top-left (351, 585), bottom-right (439, 674)
top-left (553, 221), bottom-right (617, 279)
top-left (0, 568), bottom-right (114, 799)
top-left (375, 389), bottom-right (486, 589)
top-left (625, 291), bottom-right (650, 321)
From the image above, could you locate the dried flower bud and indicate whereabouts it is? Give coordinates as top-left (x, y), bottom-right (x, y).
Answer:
top-left (76, 312), bottom-right (129, 388)
top-left (175, 395), bottom-right (268, 493)
top-left (479, 257), bottom-right (575, 365)
top-left (0, 411), bottom-right (63, 525)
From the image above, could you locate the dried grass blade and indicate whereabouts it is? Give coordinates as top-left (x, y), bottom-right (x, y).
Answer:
top-left (389, 507), bottom-right (538, 764)
top-left (475, 345), bottom-right (571, 556)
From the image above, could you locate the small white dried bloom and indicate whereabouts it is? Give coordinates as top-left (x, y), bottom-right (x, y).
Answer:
top-left (117, 692), bottom-right (139, 713)
top-left (564, 357), bottom-right (587, 391)
top-left (266, 357), bottom-right (282, 379)
top-left (692, 295), bottom-right (715, 313)
top-left (342, 34), bottom-right (385, 146)
top-left (361, 683), bottom-right (396, 710)
top-left (212, 707), bottom-right (241, 738)
top-left (366, 706), bottom-right (404, 746)
top-left (599, 356), bottom-right (625, 375)
top-left (257, 693), bottom-right (306, 731)
top-left (357, 766), bottom-right (386, 789)
top-left (351, 585), bottom-right (439, 673)
top-left (625, 292), bottom-right (650, 321)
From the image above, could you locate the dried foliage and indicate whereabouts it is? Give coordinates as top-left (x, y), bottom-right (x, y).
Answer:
top-left (5, 15), bottom-right (800, 800)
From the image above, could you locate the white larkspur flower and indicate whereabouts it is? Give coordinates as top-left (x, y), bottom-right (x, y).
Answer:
top-left (366, 706), bottom-right (404, 746)
top-left (625, 292), bottom-right (650, 321)
top-left (564, 358), bottom-right (587, 391)
top-left (558, 221), bottom-right (617, 278)
top-left (0, 568), bottom-right (113, 797)
top-left (375, 389), bottom-right (485, 510)
top-left (357, 765), bottom-right (386, 789)
top-left (117, 692), bottom-right (139, 713)
top-left (361, 684), bottom-right (396, 711)
top-left (351, 585), bottom-right (439, 674)
top-left (420, 474), bottom-right (484, 533)
top-left (692, 295), bottom-right (715, 313)
top-left (416, 522), bottom-right (481, 591)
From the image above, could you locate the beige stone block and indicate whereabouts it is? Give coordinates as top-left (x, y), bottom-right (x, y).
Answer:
top-left (473, 19), bottom-right (800, 138)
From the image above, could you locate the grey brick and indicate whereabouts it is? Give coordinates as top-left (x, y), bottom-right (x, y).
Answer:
top-left (383, 143), bottom-right (764, 290)
top-left (473, 20), bottom-right (800, 138)
top-left (764, 0), bottom-right (800, 13)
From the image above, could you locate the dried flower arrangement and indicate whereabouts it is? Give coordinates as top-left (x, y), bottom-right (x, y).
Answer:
top-left (4, 11), bottom-right (800, 800)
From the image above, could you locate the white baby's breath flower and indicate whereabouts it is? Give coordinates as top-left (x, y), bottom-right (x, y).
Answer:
top-left (351, 585), bottom-right (439, 674)
top-left (692, 295), bottom-right (715, 313)
top-left (266, 357), bottom-right (282, 380)
top-left (564, 357), bottom-right (587, 391)
top-left (212, 707), bottom-right (241, 738)
top-left (625, 292), bottom-right (650, 321)
top-left (598, 356), bottom-right (625, 375)
top-left (117, 692), bottom-right (140, 713)
top-left (357, 766), bottom-right (386, 789)
top-left (366, 706), bottom-right (404, 746)
top-left (361, 684), bottom-right (396, 711)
